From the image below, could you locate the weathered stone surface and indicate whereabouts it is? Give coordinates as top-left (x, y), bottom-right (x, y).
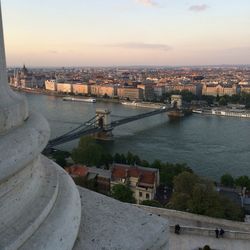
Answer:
top-left (73, 188), bottom-right (169, 250)
top-left (19, 156), bottom-right (81, 250)
top-left (0, 2), bottom-right (81, 249)
top-left (138, 206), bottom-right (250, 250)
top-left (0, 4), bottom-right (28, 134)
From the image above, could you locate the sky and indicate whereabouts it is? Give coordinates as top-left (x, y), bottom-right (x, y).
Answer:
top-left (1, 0), bottom-right (250, 67)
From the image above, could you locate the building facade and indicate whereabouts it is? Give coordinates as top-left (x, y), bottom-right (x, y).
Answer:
top-left (202, 83), bottom-right (239, 96)
top-left (45, 79), bottom-right (57, 91)
top-left (117, 87), bottom-right (143, 100)
top-left (72, 83), bottom-right (89, 95)
top-left (137, 83), bottom-right (154, 101)
top-left (111, 164), bottom-right (159, 204)
top-left (57, 82), bottom-right (73, 93)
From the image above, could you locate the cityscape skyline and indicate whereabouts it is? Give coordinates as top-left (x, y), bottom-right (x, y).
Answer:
top-left (2, 0), bottom-right (250, 67)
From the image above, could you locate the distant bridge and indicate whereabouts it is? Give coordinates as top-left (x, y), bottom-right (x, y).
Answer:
top-left (46, 95), bottom-right (184, 149)
top-left (46, 107), bottom-right (169, 148)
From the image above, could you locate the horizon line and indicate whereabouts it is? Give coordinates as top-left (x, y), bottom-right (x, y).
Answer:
top-left (6, 63), bottom-right (250, 69)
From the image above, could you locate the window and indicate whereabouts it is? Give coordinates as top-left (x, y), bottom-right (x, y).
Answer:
top-left (146, 193), bottom-right (150, 199)
top-left (139, 192), bottom-right (142, 197)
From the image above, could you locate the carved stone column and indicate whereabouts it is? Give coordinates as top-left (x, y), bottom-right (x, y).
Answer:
top-left (0, 3), bottom-right (81, 249)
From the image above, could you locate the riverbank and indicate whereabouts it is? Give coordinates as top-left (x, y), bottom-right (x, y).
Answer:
top-left (25, 92), bottom-right (250, 180)
top-left (193, 108), bottom-right (250, 119)
top-left (11, 86), bottom-right (120, 103)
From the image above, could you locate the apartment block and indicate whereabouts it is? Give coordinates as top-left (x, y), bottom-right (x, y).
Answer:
top-left (90, 84), bottom-right (117, 97)
top-left (72, 83), bottom-right (89, 95)
top-left (111, 164), bottom-right (159, 204)
top-left (57, 83), bottom-right (73, 93)
top-left (137, 84), bottom-right (154, 101)
top-left (45, 80), bottom-right (57, 91)
top-left (117, 87), bottom-right (143, 100)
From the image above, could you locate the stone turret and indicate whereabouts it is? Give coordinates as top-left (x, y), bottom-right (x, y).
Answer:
top-left (0, 3), bottom-right (81, 249)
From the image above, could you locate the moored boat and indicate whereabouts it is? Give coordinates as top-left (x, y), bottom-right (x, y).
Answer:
top-left (121, 101), bottom-right (165, 109)
top-left (63, 97), bottom-right (96, 103)
top-left (192, 109), bottom-right (203, 114)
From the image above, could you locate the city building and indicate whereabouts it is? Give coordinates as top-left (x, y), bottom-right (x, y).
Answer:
top-left (202, 83), bottom-right (239, 96)
top-left (90, 84), bottom-right (117, 97)
top-left (137, 83), bottom-right (155, 101)
top-left (72, 83), bottom-right (90, 95)
top-left (10, 65), bottom-right (45, 88)
top-left (56, 82), bottom-right (73, 93)
top-left (117, 87), bottom-right (143, 100)
top-left (66, 165), bottom-right (111, 195)
top-left (240, 84), bottom-right (250, 94)
top-left (45, 79), bottom-right (57, 91)
top-left (111, 164), bottom-right (160, 204)
top-left (154, 86), bottom-right (166, 99)
top-left (173, 83), bottom-right (202, 96)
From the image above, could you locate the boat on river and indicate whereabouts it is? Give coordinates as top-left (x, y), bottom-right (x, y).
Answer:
top-left (121, 101), bottom-right (165, 109)
top-left (63, 97), bottom-right (96, 103)
top-left (192, 109), bottom-right (203, 114)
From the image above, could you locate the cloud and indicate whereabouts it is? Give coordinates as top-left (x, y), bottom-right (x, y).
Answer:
top-left (189, 4), bottom-right (209, 12)
top-left (135, 0), bottom-right (158, 7)
top-left (105, 42), bottom-right (172, 52)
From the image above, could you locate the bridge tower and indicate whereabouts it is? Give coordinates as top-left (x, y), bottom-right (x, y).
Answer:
top-left (171, 95), bottom-right (182, 109)
top-left (95, 109), bottom-right (113, 140)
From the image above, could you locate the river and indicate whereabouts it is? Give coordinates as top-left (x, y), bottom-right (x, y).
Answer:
top-left (25, 92), bottom-right (250, 180)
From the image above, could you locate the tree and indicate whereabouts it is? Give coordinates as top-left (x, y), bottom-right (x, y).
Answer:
top-left (141, 200), bottom-right (162, 208)
top-left (54, 154), bottom-right (66, 167)
top-left (71, 136), bottom-right (106, 166)
top-left (167, 192), bottom-right (190, 211)
top-left (160, 163), bottom-right (193, 188)
top-left (235, 175), bottom-right (250, 189)
top-left (113, 153), bottom-right (122, 163)
top-left (126, 151), bottom-right (134, 165)
top-left (173, 171), bottom-right (199, 194)
top-left (169, 172), bottom-right (244, 221)
top-left (102, 153), bottom-right (113, 169)
top-left (140, 159), bottom-right (150, 168)
top-left (52, 150), bottom-right (70, 168)
top-left (219, 97), bottom-right (227, 106)
top-left (111, 184), bottom-right (135, 203)
top-left (220, 174), bottom-right (234, 187)
top-left (222, 197), bottom-right (244, 221)
top-left (188, 182), bottom-right (224, 218)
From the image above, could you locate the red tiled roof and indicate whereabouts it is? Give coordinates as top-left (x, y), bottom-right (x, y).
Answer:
top-left (112, 164), bottom-right (157, 185)
top-left (65, 165), bottom-right (88, 177)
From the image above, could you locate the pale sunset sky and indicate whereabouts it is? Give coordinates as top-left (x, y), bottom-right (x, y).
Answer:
top-left (1, 0), bottom-right (250, 67)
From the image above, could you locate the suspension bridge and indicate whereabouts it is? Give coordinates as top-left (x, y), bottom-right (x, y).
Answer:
top-left (46, 95), bottom-right (185, 149)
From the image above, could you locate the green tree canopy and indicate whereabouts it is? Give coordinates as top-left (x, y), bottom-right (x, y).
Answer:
top-left (141, 200), bottom-right (162, 208)
top-left (52, 150), bottom-right (70, 168)
top-left (169, 172), bottom-right (244, 221)
top-left (173, 171), bottom-right (199, 194)
top-left (111, 184), bottom-right (135, 203)
top-left (235, 175), bottom-right (250, 189)
top-left (71, 136), bottom-right (106, 167)
top-left (220, 173), bottom-right (234, 188)
top-left (219, 97), bottom-right (227, 106)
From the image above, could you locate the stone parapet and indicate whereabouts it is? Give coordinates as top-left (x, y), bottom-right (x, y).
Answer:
top-left (73, 187), bottom-right (169, 250)
top-left (169, 225), bottom-right (250, 240)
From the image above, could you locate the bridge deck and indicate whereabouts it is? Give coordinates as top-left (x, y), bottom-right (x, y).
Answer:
top-left (47, 107), bottom-right (169, 148)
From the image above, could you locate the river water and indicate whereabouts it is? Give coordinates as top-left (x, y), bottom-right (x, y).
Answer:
top-left (25, 93), bottom-right (250, 180)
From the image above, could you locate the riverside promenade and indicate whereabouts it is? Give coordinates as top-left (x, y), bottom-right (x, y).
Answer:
top-left (138, 206), bottom-right (250, 250)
